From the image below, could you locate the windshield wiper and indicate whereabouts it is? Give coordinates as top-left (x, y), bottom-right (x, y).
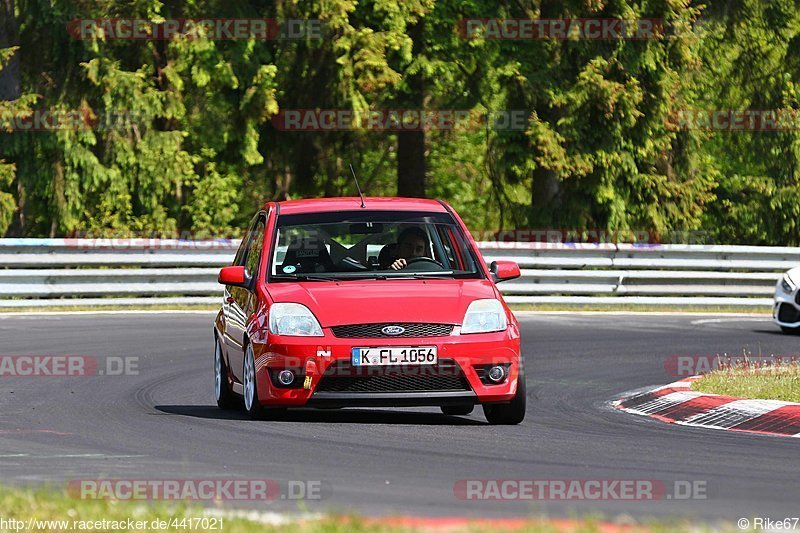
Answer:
top-left (389, 272), bottom-right (457, 279)
top-left (270, 274), bottom-right (338, 282)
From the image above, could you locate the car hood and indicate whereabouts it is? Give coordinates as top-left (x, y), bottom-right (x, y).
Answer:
top-left (266, 278), bottom-right (499, 327)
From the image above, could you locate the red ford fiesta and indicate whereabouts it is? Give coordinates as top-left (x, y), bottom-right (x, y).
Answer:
top-left (213, 197), bottom-right (525, 424)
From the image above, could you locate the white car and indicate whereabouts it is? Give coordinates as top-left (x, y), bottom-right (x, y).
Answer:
top-left (774, 267), bottom-right (800, 333)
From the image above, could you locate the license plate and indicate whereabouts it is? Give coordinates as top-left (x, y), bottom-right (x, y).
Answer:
top-left (351, 346), bottom-right (437, 366)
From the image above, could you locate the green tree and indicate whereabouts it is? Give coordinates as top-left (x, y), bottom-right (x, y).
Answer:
top-left (3, 0), bottom-right (279, 236)
top-left (698, 0), bottom-right (800, 245)
top-left (479, 0), bottom-right (715, 238)
top-left (0, 46), bottom-right (36, 236)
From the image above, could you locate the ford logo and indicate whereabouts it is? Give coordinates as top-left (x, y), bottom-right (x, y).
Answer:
top-left (381, 325), bottom-right (405, 336)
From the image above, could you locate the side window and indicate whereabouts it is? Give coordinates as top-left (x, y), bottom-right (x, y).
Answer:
top-left (435, 225), bottom-right (474, 271)
top-left (233, 215), bottom-right (260, 267)
top-left (233, 234), bottom-right (249, 267)
top-left (244, 217), bottom-right (266, 277)
top-left (436, 225), bottom-right (458, 268)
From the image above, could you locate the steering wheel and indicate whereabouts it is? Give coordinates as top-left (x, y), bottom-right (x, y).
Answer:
top-left (404, 256), bottom-right (445, 269)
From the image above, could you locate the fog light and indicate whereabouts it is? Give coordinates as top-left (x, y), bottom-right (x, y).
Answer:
top-left (487, 365), bottom-right (506, 383)
top-left (278, 370), bottom-right (295, 385)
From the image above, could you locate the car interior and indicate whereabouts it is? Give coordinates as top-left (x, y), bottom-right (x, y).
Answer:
top-left (274, 222), bottom-right (475, 276)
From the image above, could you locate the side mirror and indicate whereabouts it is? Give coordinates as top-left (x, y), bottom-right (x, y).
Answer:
top-left (218, 266), bottom-right (251, 289)
top-left (490, 260), bottom-right (520, 283)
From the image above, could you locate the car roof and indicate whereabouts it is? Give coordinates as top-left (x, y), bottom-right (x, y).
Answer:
top-left (273, 197), bottom-right (449, 215)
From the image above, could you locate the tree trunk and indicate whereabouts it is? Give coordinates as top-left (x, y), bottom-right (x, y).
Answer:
top-left (397, 19), bottom-right (426, 198)
top-left (530, 166), bottom-right (560, 226)
top-left (397, 130), bottom-right (425, 197)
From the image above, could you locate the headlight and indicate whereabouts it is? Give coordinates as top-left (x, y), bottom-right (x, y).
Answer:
top-left (782, 274), bottom-right (795, 293)
top-left (461, 299), bottom-right (507, 334)
top-left (269, 303), bottom-right (324, 336)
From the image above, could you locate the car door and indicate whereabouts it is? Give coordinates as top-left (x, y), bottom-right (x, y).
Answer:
top-left (223, 213), bottom-right (266, 383)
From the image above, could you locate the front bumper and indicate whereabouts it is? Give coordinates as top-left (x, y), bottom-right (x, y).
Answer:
top-left (773, 280), bottom-right (800, 328)
top-left (307, 391), bottom-right (478, 408)
top-left (251, 327), bottom-right (521, 407)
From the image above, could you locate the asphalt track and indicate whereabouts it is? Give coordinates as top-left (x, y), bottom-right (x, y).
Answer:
top-left (0, 312), bottom-right (798, 523)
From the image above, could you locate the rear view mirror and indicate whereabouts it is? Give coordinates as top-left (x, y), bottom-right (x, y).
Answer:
top-left (349, 222), bottom-right (384, 234)
top-left (490, 261), bottom-right (521, 283)
top-left (218, 266), bottom-right (251, 289)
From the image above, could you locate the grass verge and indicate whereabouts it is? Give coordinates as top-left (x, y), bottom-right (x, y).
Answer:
top-left (692, 362), bottom-right (800, 402)
top-left (0, 485), bottom-right (395, 533)
top-left (0, 485), bottom-right (723, 532)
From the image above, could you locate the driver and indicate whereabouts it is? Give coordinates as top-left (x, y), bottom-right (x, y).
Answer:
top-left (387, 227), bottom-right (430, 270)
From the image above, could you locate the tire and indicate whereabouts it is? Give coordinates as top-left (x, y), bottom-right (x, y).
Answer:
top-left (214, 338), bottom-right (237, 410)
top-left (483, 376), bottom-right (526, 425)
top-left (242, 343), bottom-right (267, 419)
top-left (781, 326), bottom-right (800, 335)
top-left (441, 404), bottom-right (474, 416)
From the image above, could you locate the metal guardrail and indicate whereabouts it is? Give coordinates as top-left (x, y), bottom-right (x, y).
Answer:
top-left (0, 239), bottom-right (793, 308)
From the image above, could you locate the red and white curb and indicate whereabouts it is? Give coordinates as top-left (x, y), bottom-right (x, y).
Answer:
top-left (613, 377), bottom-right (800, 437)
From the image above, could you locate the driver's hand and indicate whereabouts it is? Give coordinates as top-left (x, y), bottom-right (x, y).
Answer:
top-left (390, 258), bottom-right (407, 270)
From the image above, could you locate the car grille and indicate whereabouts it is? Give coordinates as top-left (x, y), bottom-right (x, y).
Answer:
top-left (778, 303), bottom-right (800, 323)
top-left (330, 323), bottom-right (454, 338)
top-left (314, 359), bottom-right (471, 393)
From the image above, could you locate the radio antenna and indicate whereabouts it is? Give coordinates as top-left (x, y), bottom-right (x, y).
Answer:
top-left (349, 163), bottom-right (366, 208)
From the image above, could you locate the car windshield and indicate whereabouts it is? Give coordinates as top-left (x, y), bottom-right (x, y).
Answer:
top-left (269, 210), bottom-right (483, 281)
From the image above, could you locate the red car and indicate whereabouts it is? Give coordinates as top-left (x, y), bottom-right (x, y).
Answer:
top-left (213, 197), bottom-right (525, 424)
